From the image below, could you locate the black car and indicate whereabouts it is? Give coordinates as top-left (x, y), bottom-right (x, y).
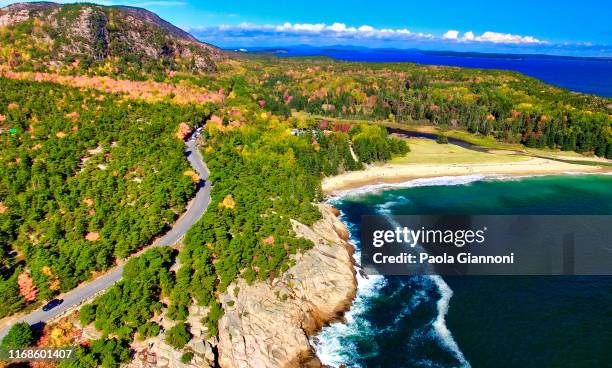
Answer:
top-left (42, 299), bottom-right (63, 312)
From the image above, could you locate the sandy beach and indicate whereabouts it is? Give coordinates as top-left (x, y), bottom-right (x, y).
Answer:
top-left (322, 157), bottom-right (608, 194)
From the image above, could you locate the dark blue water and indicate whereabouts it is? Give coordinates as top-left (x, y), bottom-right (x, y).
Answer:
top-left (253, 47), bottom-right (612, 97)
top-left (313, 175), bottom-right (612, 368)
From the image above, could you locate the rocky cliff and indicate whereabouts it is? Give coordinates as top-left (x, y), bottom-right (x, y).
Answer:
top-left (216, 204), bottom-right (357, 368)
top-left (0, 2), bottom-right (222, 74)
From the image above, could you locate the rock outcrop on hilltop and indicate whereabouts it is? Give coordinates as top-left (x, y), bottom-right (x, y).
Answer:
top-left (0, 2), bottom-right (222, 73)
top-left (216, 204), bottom-right (357, 368)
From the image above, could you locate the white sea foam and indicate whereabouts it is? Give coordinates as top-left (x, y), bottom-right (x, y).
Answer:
top-left (430, 275), bottom-right (471, 368)
top-left (375, 194), bottom-right (409, 215)
top-left (563, 171), bottom-right (609, 176)
top-left (332, 174), bottom-right (490, 199)
top-left (313, 273), bottom-right (386, 367)
top-left (312, 209), bottom-right (386, 367)
top-left (316, 186), bottom-right (474, 367)
top-left (330, 171), bottom-right (604, 199)
top-left (389, 284), bottom-right (429, 327)
top-left (380, 210), bottom-right (471, 367)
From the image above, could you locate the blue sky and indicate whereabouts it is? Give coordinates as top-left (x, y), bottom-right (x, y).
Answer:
top-left (2, 0), bottom-right (611, 56)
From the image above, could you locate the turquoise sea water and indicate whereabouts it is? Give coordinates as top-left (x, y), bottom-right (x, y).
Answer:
top-left (313, 174), bottom-right (612, 367)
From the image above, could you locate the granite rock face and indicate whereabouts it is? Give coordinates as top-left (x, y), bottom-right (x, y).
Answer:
top-left (128, 304), bottom-right (215, 368)
top-left (217, 204), bottom-right (356, 368)
top-left (0, 2), bottom-right (221, 72)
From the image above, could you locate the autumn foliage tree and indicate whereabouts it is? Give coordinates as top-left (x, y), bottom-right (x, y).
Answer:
top-left (17, 271), bottom-right (38, 302)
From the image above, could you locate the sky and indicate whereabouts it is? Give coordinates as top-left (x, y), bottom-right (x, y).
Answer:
top-left (2, 0), bottom-right (611, 56)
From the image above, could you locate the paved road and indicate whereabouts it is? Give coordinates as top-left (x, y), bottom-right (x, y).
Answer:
top-left (0, 138), bottom-right (211, 339)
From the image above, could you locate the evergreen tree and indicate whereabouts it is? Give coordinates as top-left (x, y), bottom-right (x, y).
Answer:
top-left (1, 322), bottom-right (35, 348)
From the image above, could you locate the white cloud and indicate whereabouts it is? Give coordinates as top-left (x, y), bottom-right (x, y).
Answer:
top-left (204, 21), bottom-right (434, 41)
top-left (328, 22), bottom-right (349, 32)
top-left (358, 25), bottom-right (375, 33)
top-left (293, 23), bottom-right (326, 32)
top-left (443, 30), bottom-right (459, 40)
top-left (441, 29), bottom-right (546, 44)
top-left (1, 2), bottom-right (550, 47)
top-left (188, 21), bottom-right (555, 47)
top-left (474, 31), bottom-right (546, 44)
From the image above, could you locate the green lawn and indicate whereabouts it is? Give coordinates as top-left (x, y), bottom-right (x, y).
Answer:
top-left (391, 138), bottom-right (528, 164)
top-left (291, 112), bottom-right (608, 165)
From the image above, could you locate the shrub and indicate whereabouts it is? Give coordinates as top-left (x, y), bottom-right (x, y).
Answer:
top-left (62, 337), bottom-right (130, 368)
top-left (79, 304), bottom-right (96, 325)
top-left (165, 322), bottom-right (192, 349)
top-left (180, 351), bottom-right (194, 364)
top-left (137, 322), bottom-right (161, 340)
top-left (202, 301), bottom-right (224, 338)
top-left (86, 248), bottom-right (174, 338)
top-left (436, 135), bottom-right (449, 144)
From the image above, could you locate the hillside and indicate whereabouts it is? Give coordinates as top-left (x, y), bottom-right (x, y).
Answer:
top-left (0, 77), bottom-right (211, 318)
top-left (0, 2), bottom-right (222, 77)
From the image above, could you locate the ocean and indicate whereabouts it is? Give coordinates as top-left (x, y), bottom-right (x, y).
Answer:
top-left (252, 47), bottom-right (612, 97)
top-left (312, 174), bottom-right (612, 367)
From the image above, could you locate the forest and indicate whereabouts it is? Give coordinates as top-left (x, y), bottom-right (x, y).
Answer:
top-left (1, 88), bottom-right (407, 366)
top-left (1, 3), bottom-right (609, 159)
top-left (164, 79), bottom-right (407, 336)
top-left (78, 247), bottom-right (174, 339)
top-left (0, 72), bottom-right (407, 365)
top-left (0, 77), bottom-right (212, 318)
top-left (209, 57), bottom-right (611, 158)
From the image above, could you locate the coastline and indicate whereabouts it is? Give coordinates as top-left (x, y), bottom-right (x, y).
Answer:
top-left (216, 204), bottom-right (358, 368)
top-left (314, 171), bottom-right (612, 368)
top-left (312, 160), bottom-right (610, 367)
top-left (322, 157), bottom-right (608, 195)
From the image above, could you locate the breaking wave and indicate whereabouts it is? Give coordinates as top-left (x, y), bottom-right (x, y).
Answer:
top-left (331, 174), bottom-right (490, 199)
top-left (313, 188), bottom-right (472, 367)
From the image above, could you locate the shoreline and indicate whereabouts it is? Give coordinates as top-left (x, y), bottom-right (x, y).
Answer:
top-left (314, 167), bottom-right (612, 367)
top-left (216, 204), bottom-right (358, 368)
top-left (313, 159), bottom-right (609, 366)
top-left (322, 157), bottom-right (609, 195)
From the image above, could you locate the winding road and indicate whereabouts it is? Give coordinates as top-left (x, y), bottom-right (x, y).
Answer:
top-left (0, 138), bottom-right (211, 339)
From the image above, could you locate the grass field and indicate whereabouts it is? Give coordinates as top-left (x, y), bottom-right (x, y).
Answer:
top-left (391, 138), bottom-right (528, 164)
top-left (291, 112), bottom-right (610, 166)
top-left (442, 130), bottom-right (524, 150)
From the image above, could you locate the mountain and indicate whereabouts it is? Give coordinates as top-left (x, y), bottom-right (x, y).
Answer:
top-left (0, 2), bottom-right (222, 75)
